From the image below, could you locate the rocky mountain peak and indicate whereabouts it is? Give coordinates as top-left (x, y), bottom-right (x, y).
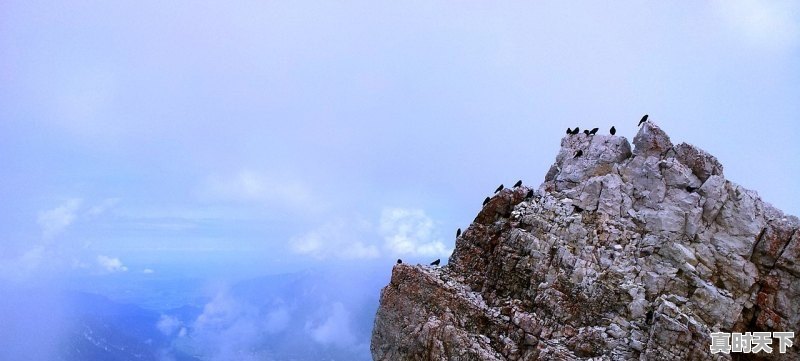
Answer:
top-left (371, 121), bottom-right (799, 360)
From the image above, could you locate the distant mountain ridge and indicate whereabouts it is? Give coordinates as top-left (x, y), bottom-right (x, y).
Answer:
top-left (2, 265), bottom-right (386, 361)
top-left (0, 288), bottom-right (201, 361)
top-left (371, 121), bottom-right (800, 360)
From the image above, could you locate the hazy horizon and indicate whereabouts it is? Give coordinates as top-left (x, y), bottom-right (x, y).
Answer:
top-left (1, 1), bottom-right (798, 360)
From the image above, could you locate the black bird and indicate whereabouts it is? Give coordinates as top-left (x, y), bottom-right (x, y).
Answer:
top-left (483, 196), bottom-right (491, 206)
top-left (513, 180), bottom-right (522, 188)
top-left (589, 128), bottom-right (599, 135)
top-left (430, 259), bottom-right (441, 266)
top-left (583, 129), bottom-right (590, 135)
top-left (574, 150), bottom-right (583, 158)
top-left (456, 228), bottom-right (461, 237)
top-left (525, 189), bottom-right (534, 199)
top-left (494, 184), bottom-right (504, 193)
top-left (566, 127), bottom-right (572, 135)
top-left (397, 259), bottom-right (402, 264)
top-left (610, 126), bottom-right (616, 135)
top-left (638, 114), bottom-right (649, 126)
top-left (572, 127), bottom-right (580, 134)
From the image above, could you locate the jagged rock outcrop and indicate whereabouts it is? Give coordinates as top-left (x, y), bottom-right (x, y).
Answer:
top-left (371, 122), bottom-right (799, 360)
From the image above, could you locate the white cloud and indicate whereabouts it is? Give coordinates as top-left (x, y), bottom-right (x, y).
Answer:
top-left (263, 307), bottom-right (290, 334)
top-left (714, 0), bottom-right (799, 49)
top-left (0, 246), bottom-right (46, 282)
top-left (379, 208), bottom-right (450, 257)
top-left (143, 268), bottom-right (155, 274)
top-left (306, 302), bottom-right (356, 347)
top-left (291, 208), bottom-right (451, 260)
top-left (96, 255), bottom-right (128, 273)
top-left (17, 247), bottom-right (45, 272)
top-left (189, 290), bottom-right (264, 361)
top-left (289, 218), bottom-right (380, 260)
top-left (199, 170), bottom-right (311, 207)
top-left (290, 231), bottom-right (323, 255)
top-left (37, 199), bottom-right (82, 238)
top-left (157, 315), bottom-right (182, 336)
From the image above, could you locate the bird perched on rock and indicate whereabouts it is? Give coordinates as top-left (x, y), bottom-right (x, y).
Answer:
top-left (589, 128), bottom-right (599, 135)
top-left (456, 228), bottom-right (461, 237)
top-left (483, 196), bottom-right (491, 206)
top-left (574, 150), bottom-right (583, 158)
top-left (494, 184), bottom-right (504, 193)
top-left (513, 180), bottom-right (522, 188)
top-left (583, 129), bottom-right (590, 135)
top-left (566, 127), bottom-right (572, 135)
top-left (430, 259), bottom-right (440, 266)
top-left (610, 126), bottom-right (616, 135)
top-left (397, 259), bottom-right (402, 264)
top-left (572, 127), bottom-right (580, 134)
top-left (638, 114), bottom-right (649, 126)
top-left (525, 189), bottom-right (534, 199)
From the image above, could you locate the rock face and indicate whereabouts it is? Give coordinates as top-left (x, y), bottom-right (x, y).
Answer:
top-left (371, 122), bottom-right (799, 360)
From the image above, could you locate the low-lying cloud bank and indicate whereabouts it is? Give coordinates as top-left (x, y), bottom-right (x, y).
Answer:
top-left (158, 265), bottom-right (386, 360)
top-left (290, 207), bottom-right (452, 262)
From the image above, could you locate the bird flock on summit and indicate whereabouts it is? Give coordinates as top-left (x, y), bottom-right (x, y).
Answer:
top-left (398, 114), bottom-right (651, 269)
top-left (568, 114), bottom-right (647, 158)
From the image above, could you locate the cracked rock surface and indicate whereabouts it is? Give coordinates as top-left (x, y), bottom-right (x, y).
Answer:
top-left (371, 122), bottom-right (799, 360)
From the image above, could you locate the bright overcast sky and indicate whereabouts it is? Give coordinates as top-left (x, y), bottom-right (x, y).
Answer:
top-left (1, 0), bottom-right (798, 280)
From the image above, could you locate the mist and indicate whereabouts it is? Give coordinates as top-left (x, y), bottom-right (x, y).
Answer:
top-left (1, 0), bottom-right (798, 359)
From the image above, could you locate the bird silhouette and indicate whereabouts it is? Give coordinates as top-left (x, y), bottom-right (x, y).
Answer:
top-left (513, 180), bottom-right (522, 188)
top-left (494, 184), bottom-right (504, 193)
top-left (610, 126), bottom-right (616, 135)
top-left (397, 259), bottom-right (402, 264)
top-left (574, 150), bottom-right (583, 158)
top-left (483, 196), bottom-right (491, 206)
top-left (566, 127), bottom-right (572, 135)
top-left (430, 259), bottom-right (441, 266)
top-left (583, 130), bottom-right (590, 135)
top-left (589, 128), bottom-right (599, 135)
top-left (456, 228), bottom-right (461, 237)
top-left (638, 114), bottom-right (649, 126)
top-left (572, 127), bottom-right (580, 134)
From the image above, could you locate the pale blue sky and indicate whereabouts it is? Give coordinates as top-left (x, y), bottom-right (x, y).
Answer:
top-left (1, 0), bottom-right (798, 280)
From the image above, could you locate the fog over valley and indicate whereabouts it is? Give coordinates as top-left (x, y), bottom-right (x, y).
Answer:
top-left (1, 0), bottom-right (798, 360)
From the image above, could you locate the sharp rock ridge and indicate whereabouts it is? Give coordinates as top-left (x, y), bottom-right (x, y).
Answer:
top-left (371, 121), bottom-right (800, 360)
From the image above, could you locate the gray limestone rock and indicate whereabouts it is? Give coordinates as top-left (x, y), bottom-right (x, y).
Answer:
top-left (371, 121), bottom-right (799, 360)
